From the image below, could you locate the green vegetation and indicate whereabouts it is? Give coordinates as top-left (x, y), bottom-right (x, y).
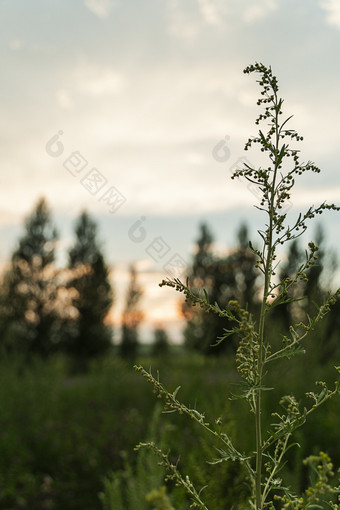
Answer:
top-left (0, 352), bottom-right (338, 509)
top-left (136, 63), bottom-right (340, 508)
top-left (0, 62), bottom-right (340, 509)
top-left (0, 354), bottom-right (151, 510)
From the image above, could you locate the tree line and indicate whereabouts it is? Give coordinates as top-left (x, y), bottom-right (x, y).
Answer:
top-left (183, 222), bottom-right (340, 362)
top-left (1, 198), bottom-right (339, 366)
top-left (0, 198), bottom-right (152, 368)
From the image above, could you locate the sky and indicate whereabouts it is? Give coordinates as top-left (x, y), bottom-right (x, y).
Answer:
top-left (1, 0), bottom-right (340, 342)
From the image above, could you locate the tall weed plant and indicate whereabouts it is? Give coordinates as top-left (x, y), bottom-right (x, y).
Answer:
top-left (135, 63), bottom-right (340, 508)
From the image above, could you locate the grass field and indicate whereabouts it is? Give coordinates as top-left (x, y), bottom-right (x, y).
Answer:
top-left (0, 349), bottom-right (338, 509)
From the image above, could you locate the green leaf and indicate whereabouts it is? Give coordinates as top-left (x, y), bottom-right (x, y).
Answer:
top-left (212, 328), bottom-right (237, 347)
top-left (224, 306), bottom-right (236, 320)
top-left (172, 386), bottom-right (181, 399)
top-left (259, 130), bottom-right (267, 146)
top-left (203, 288), bottom-right (210, 304)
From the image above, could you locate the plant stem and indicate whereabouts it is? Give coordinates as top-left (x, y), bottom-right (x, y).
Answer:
top-left (255, 291), bottom-right (266, 509)
top-left (261, 434), bottom-right (290, 506)
top-left (255, 83), bottom-right (281, 509)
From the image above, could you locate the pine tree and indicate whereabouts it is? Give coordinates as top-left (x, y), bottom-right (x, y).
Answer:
top-left (120, 265), bottom-right (144, 360)
top-left (183, 222), bottom-right (259, 355)
top-left (151, 328), bottom-right (170, 358)
top-left (182, 223), bottom-right (215, 354)
top-left (0, 198), bottom-right (59, 357)
top-left (302, 225), bottom-right (340, 363)
top-left (269, 224), bottom-right (340, 362)
top-left (270, 238), bottom-right (305, 336)
top-left (65, 212), bottom-right (113, 367)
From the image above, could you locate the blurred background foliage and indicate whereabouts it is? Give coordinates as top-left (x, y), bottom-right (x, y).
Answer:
top-left (0, 198), bottom-right (339, 508)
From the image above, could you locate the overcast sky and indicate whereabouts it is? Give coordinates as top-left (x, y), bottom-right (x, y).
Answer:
top-left (1, 0), bottom-right (340, 341)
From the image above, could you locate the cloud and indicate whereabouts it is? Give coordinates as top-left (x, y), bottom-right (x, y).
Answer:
top-left (8, 39), bottom-right (22, 51)
top-left (60, 62), bottom-right (125, 101)
top-left (78, 67), bottom-right (125, 97)
top-left (166, 1), bottom-right (201, 40)
top-left (166, 0), bottom-right (228, 39)
top-left (0, 208), bottom-right (21, 226)
top-left (319, 0), bottom-right (340, 28)
top-left (56, 89), bottom-right (75, 110)
top-left (244, 0), bottom-right (278, 24)
top-left (293, 186), bottom-right (340, 207)
top-left (197, 0), bottom-right (223, 26)
top-left (84, 0), bottom-right (116, 19)
top-left (52, 62), bottom-right (125, 112)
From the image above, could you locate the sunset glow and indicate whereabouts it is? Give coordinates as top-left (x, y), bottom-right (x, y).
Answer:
top-left (1, 1), bottom-right (340, 341)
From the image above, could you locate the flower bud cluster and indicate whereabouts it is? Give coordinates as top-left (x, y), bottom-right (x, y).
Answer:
top-left (235, 307), bottom-right (260, 385)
